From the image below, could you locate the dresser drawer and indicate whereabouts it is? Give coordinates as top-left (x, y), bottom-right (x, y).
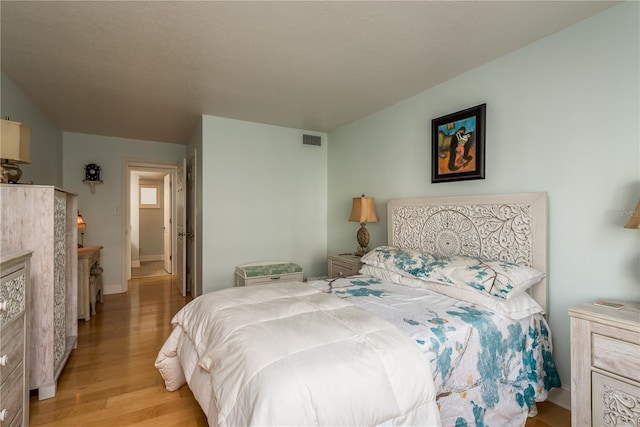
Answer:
top-left (0, 268), bottom-right (26, 327)
top-left (0, 363), bottom-right (24, 426)
top-left (242, 272), bottom-right (304, 286)
top-left (592, 333), bottom-right (640, 383)
top-left (7, 409), bottom-right (22, 427)
top-left (0, 315), bottom-right (24, 379)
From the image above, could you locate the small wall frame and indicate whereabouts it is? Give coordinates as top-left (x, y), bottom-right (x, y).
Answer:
top-left (431, 104), bottom-right (486, 183)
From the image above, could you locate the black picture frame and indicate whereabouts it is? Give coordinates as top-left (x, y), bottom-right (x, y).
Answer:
top-left (431, 104), bottom-right (486, 183)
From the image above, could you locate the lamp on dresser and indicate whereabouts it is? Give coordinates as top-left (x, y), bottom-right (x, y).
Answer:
top-left (77, 211), bottom-right (87, 247)
top-left (0, 118), bottom-right (31, 184)
top-left (349, 194), bottom-right (378, 256)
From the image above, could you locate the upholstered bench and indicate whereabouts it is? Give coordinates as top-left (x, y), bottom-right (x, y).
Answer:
top-left (235, 261), bottom-right (303, 287)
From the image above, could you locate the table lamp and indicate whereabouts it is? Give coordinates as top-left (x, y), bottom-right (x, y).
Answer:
top-left (0, 119), bottom-right (31, 184)
top-left (349, 194), bottom-right (378, 256)
top-left (77, 211), bottom-right (87, 247)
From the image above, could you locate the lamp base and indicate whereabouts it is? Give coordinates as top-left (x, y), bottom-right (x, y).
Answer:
top-left (354, 222), bottom-right (371, 256)
top-left (0, 161), bottom-right (23, 184)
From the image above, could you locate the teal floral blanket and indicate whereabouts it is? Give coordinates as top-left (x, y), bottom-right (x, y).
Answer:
top-left (309, 276), bottom-right (561, 427)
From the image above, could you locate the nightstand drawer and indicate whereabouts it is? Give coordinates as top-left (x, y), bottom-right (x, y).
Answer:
top-left (592, 333), bottom-right (640, 383)
top-left (329, 260), bottom-right (359, 278)
top-left (592, 371), bottom-right (640, 426)
top-left (328, 255), bottom-right (363, 279)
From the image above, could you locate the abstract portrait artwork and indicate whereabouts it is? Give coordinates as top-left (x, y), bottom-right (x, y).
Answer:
top-left (431, 104), bottom-right (486, 183)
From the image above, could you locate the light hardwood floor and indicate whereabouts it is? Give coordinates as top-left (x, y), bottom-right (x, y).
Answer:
top-left (131, 260), bottom-right (171, 278)
top-left (29, 276), bottom-right (570, 426)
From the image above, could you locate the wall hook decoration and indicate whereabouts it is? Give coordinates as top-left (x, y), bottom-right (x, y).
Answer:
top-left (83, 163), bottom-right (103, 194)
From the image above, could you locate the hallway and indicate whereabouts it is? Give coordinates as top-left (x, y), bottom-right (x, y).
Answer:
top-left (131, 260), bottom-right (171, 278)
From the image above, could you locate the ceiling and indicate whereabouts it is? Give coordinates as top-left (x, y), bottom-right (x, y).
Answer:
top-left (1, 1), bottom-right (617, 145)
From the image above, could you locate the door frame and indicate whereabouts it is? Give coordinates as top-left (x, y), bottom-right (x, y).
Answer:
top-left (187, 151), bottom-right (200, 297)
top-left (121, 159), bottom-right (178, 293)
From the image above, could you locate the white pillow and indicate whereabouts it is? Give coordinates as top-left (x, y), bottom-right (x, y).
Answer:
top-left (360, 265), bottom-right (544, 320)
top-left (154, 327), bottom-right (187, 391)
top-left (361, 246), bottom-right (545, 301)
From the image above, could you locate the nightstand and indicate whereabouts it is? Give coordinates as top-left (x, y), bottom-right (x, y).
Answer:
top-left (568, 302), bottom-right (640, 427)
top-left (327, 254), bottom-right (363, 279)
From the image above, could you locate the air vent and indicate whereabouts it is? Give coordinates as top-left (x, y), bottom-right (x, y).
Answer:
top-left (303, 134), bottom-right (321, 146)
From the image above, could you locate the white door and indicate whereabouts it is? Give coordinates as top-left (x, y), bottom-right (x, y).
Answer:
top-left (163, 174), bottom-right (172, 274)
top-left (176, 159), bottom-right (187, 297)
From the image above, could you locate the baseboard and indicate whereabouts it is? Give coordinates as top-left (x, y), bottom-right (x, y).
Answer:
top-left (547, 385), bottom-right (571, 411)
top-left (140, 254), bottom-right (163, 262)
top-left (131, 260), bottom-right (140, 268)
top-left (103, 283), bottom-right (124, 295)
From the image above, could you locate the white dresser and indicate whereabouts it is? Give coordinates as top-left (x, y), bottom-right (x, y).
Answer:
top-left (568, 302), bottom-right (640, 427)
top-left (0, 251), bottom-right (32, 427)
top-left (1, 185), bottom-right (78, 400)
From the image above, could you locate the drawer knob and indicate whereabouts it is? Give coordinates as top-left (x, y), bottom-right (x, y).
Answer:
top-left (0, 301), bottom-right (7, 312)
top-left (0, 409), bottom-right (8, 422)
top-left (0, 355), bottom-right (8, 366)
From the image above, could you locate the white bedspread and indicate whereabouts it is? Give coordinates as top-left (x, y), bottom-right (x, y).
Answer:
top-left (156, 282), bottom-right (441, 427)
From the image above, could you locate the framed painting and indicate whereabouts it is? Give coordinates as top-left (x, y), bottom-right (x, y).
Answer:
top-left (431, 103), bottom-right (486, 183)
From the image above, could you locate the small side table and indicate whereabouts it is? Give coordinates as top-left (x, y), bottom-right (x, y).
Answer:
top-left (328, 254), bottom-right (363, 279)
top-left (568, 301), bottom-right (640, 427)
top-left (78, 246), bottom-right (103, 321)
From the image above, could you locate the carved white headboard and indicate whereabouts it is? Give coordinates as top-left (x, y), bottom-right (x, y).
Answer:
top-left (387, 192), bottom-right (548, 310)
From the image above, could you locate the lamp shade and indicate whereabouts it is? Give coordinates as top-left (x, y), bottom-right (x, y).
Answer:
top-left (0, 119), bottom-right (31, 164)
top-left (624, 199), bottom-right (640, 229)
top-left (349, 195), bottom-right (378, 223)
top-left (77, 212), bottom-right (87, 230)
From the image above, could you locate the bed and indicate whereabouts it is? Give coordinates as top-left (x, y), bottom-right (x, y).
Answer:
top-left (155, 192), bottom-right (561, 427)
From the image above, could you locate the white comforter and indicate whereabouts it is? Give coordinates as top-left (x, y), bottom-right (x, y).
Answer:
top-left (155, 282), bottom-right (441, 426)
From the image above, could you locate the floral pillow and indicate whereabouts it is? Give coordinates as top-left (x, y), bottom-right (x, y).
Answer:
top-left (360, 265), bottom-right (544, 320)
top-left (361, 246), bottom-right (545, 300)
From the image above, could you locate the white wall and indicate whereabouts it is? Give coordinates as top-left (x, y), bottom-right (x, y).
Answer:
top-left (63, 132), bottom-right (186, 292)
top-left (1, 73), bottom-right (63, 187)
top-left (327, 1), bottom-right (640, 399)
top-left (200, 115), bottom-right (327, 292)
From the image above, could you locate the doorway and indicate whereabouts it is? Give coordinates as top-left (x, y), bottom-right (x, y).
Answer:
top-left (130, 171), bottom-right (172, 279)
top-left (122, 160), bottom-right (186, 294)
